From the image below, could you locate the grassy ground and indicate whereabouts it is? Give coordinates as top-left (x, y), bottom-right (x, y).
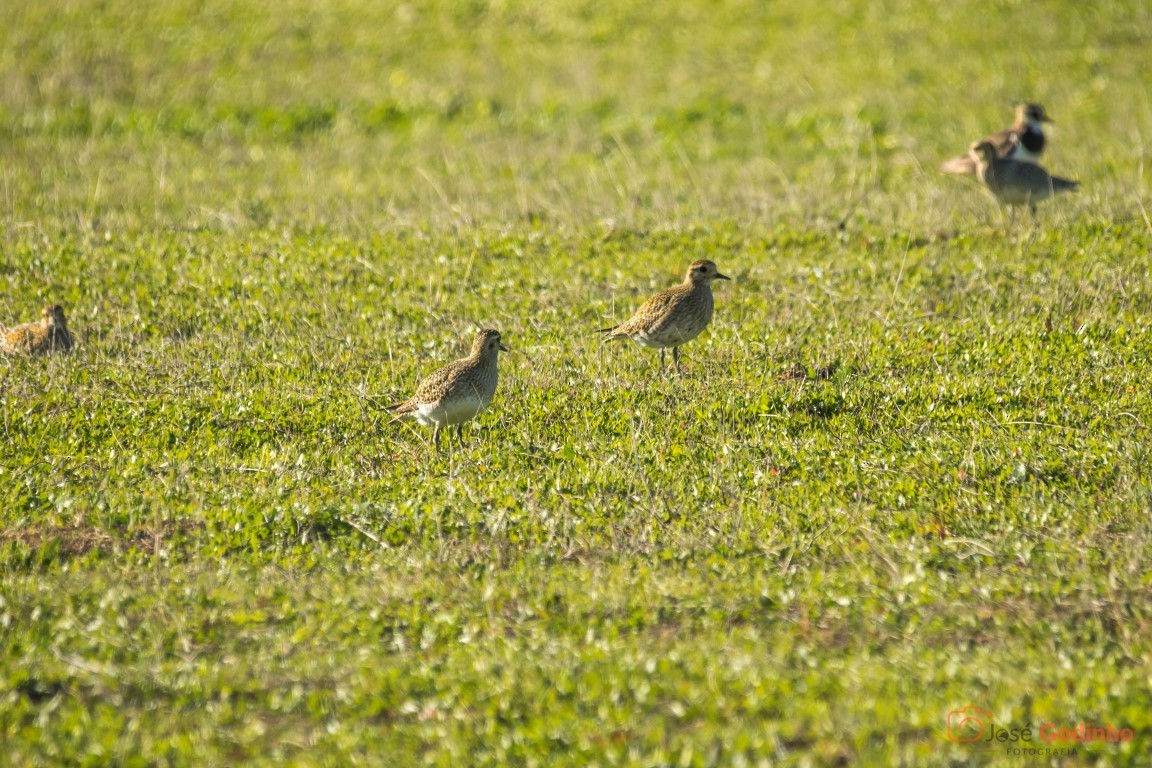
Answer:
top-left (3, 0), bottom-right (1152, 765)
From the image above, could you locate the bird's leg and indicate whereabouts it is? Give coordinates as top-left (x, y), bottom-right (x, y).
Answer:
top-left (673, 346), bottom-right (682, 375)
top-left (456, 424), bottom-right (464, 442)
top-left (659, 348), bottom-right (666, 373)
top-left (433, 424), bottom-right (442, 450)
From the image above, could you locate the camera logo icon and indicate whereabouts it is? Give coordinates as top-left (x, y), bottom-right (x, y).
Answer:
top-left (947, 706), bottom-right (993, 742)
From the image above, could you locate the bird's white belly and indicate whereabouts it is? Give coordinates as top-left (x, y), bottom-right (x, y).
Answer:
top-left (413, 396), bottom-right (485, 426)
top-left (632, 334), bottom-right (671, 349)
top-left (634, 325), bottom-right (704, 349)
top-left (1012, 147), bottom-right (1041, 163)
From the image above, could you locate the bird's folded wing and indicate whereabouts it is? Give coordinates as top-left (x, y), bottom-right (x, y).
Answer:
top-left (628, 289), bottom-right (685, 332)
top-left (414, 360), bottom-right (466, 401)
top-left (985, 127), bottom-right (1019, 157)
top-left (1005, 162), bottom-right (1054, 189)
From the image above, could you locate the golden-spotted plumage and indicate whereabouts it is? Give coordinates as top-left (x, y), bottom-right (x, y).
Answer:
top-left (970, 140), bottom-right (1078, 215)
top-left (600, 259), bottom-right (730, 373)
top-left (1, 305), bottom-right (74, 355)
top-left (388, 329), bottom-right (508, 448)
top-left (941, 103), bottom-right (1052, 176)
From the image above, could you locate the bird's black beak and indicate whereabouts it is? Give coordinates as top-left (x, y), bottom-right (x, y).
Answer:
top-left (715, 272), bottom-right (731, 281)
top-left (499, 343), bottom-right (510, 352)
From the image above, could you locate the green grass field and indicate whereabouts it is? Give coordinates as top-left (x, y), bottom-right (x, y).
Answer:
top-left (3, 0), bottom-right (1152, 764)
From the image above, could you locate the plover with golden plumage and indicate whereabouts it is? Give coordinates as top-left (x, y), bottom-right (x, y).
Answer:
top-left (940, 102), bottom-right (1052, 176)
top-left (1, 305), bottom-right (74, 355)
top-left (388, 329), bottom-right (508, 448)
top-left (599, 259), bottom-right (730, 374)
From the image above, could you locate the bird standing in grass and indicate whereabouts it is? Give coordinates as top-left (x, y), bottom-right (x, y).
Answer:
top-left (599, 259), bottom-right (730, 374)
top-left (388, 329), bottom-right (508, 449)
top-left (969, 140), bottom-right (1078, 217)
top-left (1, 304), bottom-right (74, 355)
top-left (940, 102), bottom-right (1053, 176)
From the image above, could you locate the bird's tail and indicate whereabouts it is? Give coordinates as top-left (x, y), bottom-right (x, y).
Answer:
top-left (939, 156), bottom-right (977, 176)
top-left (1051, 176), bottom-right (1079, 192)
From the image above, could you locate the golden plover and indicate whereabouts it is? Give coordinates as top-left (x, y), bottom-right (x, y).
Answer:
top-left (599, 259), bottom-right (730, 373)
top-left (1, 304), bottom-right (74, 355)
top-left (970, 140), bottom-right (1077, 216)
top-left (940, 102), bottom-right (1052, 176)
top-left (388, 329), bottom-right (508, 448)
